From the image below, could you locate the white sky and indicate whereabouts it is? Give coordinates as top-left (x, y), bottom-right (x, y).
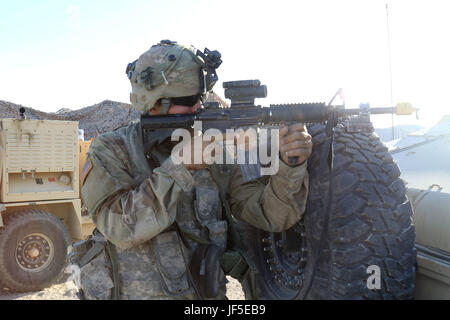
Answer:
top-left (1, 0), bottom-right (449, 129)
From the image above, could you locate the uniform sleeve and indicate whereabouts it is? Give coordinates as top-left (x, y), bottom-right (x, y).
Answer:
top-left (229, 160), bottom-right (309, 232)
top-left (82, 154), bottom-right (194, 249)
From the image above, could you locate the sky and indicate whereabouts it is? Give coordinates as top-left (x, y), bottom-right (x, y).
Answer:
top-left (1, 0), bottom-right (450, 129)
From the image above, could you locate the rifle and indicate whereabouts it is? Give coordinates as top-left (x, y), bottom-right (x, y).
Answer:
top-left (141, 79), bottom-right (417, 164)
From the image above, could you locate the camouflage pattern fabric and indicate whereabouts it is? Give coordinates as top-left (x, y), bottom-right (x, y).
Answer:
top-left (79, 121), bottom-right (308, 299)
top-left (79, 251), bottom-right (114, 300)
top-left (128, 41), bottom-right (207, 112)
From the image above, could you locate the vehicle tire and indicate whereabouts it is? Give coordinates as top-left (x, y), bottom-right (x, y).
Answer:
top-left (239, 122), bottom-right (416, 300)
top-left (0, 210), bottom-right (72, 292)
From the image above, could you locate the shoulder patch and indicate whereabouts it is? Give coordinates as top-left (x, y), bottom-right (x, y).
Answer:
top-left (81, 158), bottom-right (93, 186)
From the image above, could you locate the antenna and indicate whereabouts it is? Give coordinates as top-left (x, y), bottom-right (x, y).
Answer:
top-left (386, 3), bottom-right (395, 140)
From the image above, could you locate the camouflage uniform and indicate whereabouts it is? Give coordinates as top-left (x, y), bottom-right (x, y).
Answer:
top-left (77, 121), bottom-right (308, 300)
top-left (74, 40), bottom-right (309, 300)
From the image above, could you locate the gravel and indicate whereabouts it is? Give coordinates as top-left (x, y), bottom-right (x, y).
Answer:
top-left (0, 276), bottom-right (244, 300)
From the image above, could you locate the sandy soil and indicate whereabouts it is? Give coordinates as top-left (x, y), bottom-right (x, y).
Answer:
top-left (0, 276), bottom-right (244, 300)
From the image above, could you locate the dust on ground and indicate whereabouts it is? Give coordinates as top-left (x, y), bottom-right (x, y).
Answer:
top-left (0, 276), bottom-right (244, 300)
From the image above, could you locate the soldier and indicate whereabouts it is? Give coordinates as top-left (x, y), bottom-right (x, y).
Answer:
top-left (73, 40), bottom-right (313, 300)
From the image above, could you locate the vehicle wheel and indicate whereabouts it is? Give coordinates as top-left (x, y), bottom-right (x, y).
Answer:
top-left (239, 122), bottom-right (416, 299)
top-left (0, 210), bottom-right (72, 292)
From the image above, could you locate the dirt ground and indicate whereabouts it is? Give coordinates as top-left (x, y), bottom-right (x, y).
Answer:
top-left (0, 276), bottom-right (244, 300)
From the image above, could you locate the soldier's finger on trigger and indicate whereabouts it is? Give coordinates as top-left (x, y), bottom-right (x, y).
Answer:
top-left (288, 123), bottom-right (305, 133)
top-left (282, 131), bottom-right (311, 144)
top-left (285, 148), bottom-right (311, 157)
top-left (279, 125), bottom-right (289, 138)
top-left (280, 140), bottom-right (312, 152)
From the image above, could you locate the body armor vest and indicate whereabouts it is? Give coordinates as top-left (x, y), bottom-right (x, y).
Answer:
top-left (73, 123), bottom-right (229, 300)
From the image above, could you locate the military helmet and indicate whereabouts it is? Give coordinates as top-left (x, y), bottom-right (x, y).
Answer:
top-left (126, 40), bottom-right (222, 113)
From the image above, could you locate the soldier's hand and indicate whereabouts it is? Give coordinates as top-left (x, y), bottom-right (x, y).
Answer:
top-left (181, 135), bottom-right (224, 170)
top-left (279, 123), bottom-right (313, 167)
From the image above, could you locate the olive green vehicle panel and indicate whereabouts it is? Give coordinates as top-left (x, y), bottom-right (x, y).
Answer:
top-left (408, 188), bottom-right (450, 299)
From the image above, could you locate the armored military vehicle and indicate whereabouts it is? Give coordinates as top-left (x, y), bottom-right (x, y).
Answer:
top-left (0, 111), bottom-right (94, 292)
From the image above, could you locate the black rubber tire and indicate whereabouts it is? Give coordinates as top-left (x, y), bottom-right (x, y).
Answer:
top-left (239, 122), bottom-right (416, 300)
top-left (0, 210), bottom-right (72, 292)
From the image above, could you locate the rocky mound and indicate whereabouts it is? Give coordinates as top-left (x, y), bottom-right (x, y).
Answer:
top-left (0, 100), bottom-right (141, 140)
